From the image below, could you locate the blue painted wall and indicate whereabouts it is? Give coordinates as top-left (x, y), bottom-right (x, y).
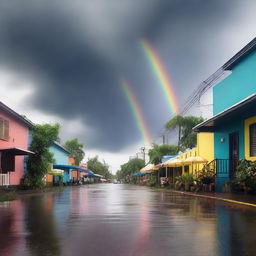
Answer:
top-left (214, 119), bottom-right (245, 160)
top-left (213, 51), bottom-right (256, 115)
top-left (214, 107), bottom-right (256, 191)
top-left (214, 107), bottom-right (256, 159)
top-left (214, 117), bottom-right (245, 191)
top-left (49, 142), bottom-right (70, 183)
top-left (49, 143), bottom-right (69, 165)
top-left (212, 49), bottom-right (256, 191)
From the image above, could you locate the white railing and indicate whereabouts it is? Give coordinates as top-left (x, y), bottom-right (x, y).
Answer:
top-left (0, 173), bottom-right (10, 186)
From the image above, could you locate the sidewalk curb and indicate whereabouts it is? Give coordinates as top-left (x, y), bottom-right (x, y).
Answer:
top-left (172, 190), bottom-right (256, 208)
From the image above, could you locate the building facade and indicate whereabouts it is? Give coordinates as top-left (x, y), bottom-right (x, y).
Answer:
top-left (195, 37), bottom-right (256, 191)
top-left (0, 102), bottom-right (33, 186)
top-left (48, 141), bottom-right (70, 184)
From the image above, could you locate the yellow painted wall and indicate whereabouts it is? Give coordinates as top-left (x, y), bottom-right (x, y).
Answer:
top-left (197, 132), bottom-right (214, 161)
top-left (174, 132), bottom-right (214, 175)
top-left (244, 115), bottom-right (256, 161)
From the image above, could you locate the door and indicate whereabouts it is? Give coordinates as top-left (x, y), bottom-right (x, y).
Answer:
top-left (229, 132), bottom-right (239, 178)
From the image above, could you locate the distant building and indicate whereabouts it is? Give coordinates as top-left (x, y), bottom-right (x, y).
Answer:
top-left (47, 141), bottom-right (70, 184)
top-left (0, 102), bottom-right (33, 186)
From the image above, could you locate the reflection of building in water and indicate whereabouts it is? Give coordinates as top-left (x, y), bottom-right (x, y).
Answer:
top-left (216, 205), bottom-right (256, 256)
top-left (69, 187), bottom-right (89, 216)
top-left (0, 200), bottom-right (25, 255)
top-left (25, 195), bottom-right (61, 256)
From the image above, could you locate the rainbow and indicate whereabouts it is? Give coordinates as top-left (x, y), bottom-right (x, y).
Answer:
top-left (140, 39), bottom-right (179, 115)
top-left (121, 79), bottom-right (151, 145)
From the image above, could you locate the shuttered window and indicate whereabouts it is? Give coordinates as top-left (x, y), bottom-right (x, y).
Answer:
top-left (0, 117), bottom-right (9, 141)
top-left (249, 123), bottom-right (256, 157)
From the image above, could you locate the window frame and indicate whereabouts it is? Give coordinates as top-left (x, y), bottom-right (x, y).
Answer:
top-left (0, 117), bottom-right (9, 141)
top-left (249, 123), bottom-right (256, 157)
top-left (245, 116), bottom-right (256, 161)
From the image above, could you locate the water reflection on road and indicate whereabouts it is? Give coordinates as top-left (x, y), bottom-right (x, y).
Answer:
top-left (1, 184), bottom-right (256, 256)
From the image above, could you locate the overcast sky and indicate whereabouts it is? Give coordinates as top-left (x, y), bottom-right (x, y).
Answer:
top-left (0, 0), bottom-right (256, 172)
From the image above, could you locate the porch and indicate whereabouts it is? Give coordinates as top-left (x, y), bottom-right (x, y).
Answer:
top-left (0, 148), bottom-right (34, 186)
top-left (203, 158), bottom-right (238, 191)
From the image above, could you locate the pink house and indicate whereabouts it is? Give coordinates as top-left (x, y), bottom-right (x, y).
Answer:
top-left (0, 102), bottom-right (33, 186)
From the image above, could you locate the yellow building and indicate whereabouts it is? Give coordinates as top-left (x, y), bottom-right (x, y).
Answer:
top-left (161, 132), bottom-right (214, 182)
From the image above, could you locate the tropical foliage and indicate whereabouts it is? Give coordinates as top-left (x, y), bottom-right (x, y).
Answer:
top-left (165, 115), bottom-right (204, 150)
top-left (235, 159), bottom-right (256, 192)
top-left (146, 175), bottom-right (157, 187)
top-left (22, 124), bottom-right (60, 189)
top-left (116, 158), bottom-right (145, 180)
top-left (64, 138), bottom-right (85, 165)
top-left (87, 156), bottom-right (113, 179)
top-left (197, 169), bottom-right (215, 184)
top-left (148, 144), bottom-right (179, 164)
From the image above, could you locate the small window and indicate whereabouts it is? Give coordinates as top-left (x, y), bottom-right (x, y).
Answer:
top-left (0, 117), bottom-right (9, 141)
top-left (184, 165), bottom-right (189, 173)
top-left (249, 123), bottom-right (256, 157)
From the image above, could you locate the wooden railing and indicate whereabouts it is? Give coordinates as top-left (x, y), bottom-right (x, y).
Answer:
top-left (0, 173), bottom-right (10, 186)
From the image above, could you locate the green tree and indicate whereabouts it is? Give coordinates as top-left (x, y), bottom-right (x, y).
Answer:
top-left (165, 115), bottom-right (204, 150)
top-left (87, 156), bottom-right (112, 179)
top-left (64, 138), bottom-right (85, 165)
top-left (165, 115), bottom-right (184, 149)
top-left (117, 158), bottom-right (145, 180)
top-left (24, 124), bottom-right (60, 188)
top-left (148, 144), bottom-right (179, 164)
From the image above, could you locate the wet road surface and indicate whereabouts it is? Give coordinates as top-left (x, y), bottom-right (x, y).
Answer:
top-left (1, 184), bottom-right (256, 256)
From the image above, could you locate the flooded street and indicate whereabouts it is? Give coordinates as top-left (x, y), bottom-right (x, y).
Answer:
top-left (1, 184), bottom-right (256, 256)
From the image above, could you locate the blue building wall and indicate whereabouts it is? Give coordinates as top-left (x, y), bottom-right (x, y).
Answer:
top-left (214, 105), bottom-right (256, 191)
top-left (214, 118), bottom-right (245, 191)
top-left (213, 51), bottom-right (256, 115)
top-left (49, 144), bottom-right (69, 165)
top-left (49, 142), bottom-right (70, 183)
top-left (212, 49), bottom-right (256, 191)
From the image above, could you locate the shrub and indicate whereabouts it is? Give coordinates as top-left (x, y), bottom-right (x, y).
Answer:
top-left (147, 176), bottom-right (157, 187)
top-left (235, 159), bottom-right (256, 192)
top-left (197, 169), bottom-right (215, 184)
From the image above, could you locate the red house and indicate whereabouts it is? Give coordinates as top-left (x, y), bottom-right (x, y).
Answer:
top-left (0, 102), bottom-right (33, 186)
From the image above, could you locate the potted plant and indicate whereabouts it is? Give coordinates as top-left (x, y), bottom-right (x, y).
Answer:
top-left (197, 169), bottom-right (215, 192)
top-left (183, 174), bottom-right (195, 192)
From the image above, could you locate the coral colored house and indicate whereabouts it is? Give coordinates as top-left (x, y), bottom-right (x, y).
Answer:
top-left (0, 102), bottom-right (33, 186)
top-left (69, 157), bottom-right (79, 181)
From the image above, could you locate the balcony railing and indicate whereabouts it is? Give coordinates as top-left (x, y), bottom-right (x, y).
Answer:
top-left (203, 159), bottom-right (238, 178)
top-left (0, 173), bottom-right (10, 186)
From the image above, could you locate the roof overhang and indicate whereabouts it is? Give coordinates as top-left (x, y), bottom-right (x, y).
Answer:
top-left (223, 38), bottom-right (256, 70)
top-left (194, 94), bottom-right (256, 132)
top-left (0, 102), bottom-right (34, 128)
top-left (53, 164), bottom-right (95, 175)
top-left (53, 164), bottom-right (80, 170)
top-left (0, 147), bottom-right (34, 155)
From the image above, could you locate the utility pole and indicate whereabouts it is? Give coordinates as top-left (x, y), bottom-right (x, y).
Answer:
top-left (161, 135), bottom-right (165, 145)
top-left (140, 147), bottom-right (145, 162)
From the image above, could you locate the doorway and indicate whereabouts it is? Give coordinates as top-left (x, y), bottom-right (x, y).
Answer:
top-left (229, 132), bottom-right (239, 179)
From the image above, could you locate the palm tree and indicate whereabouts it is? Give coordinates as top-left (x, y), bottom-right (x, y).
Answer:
top-left (165, 115), bottom-right (204, 150)
top-left (165, 115), bottom-right (184, 150)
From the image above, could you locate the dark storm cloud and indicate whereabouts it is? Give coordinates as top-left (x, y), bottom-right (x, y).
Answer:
top-left (0, 0), bottom-right (255, 151)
